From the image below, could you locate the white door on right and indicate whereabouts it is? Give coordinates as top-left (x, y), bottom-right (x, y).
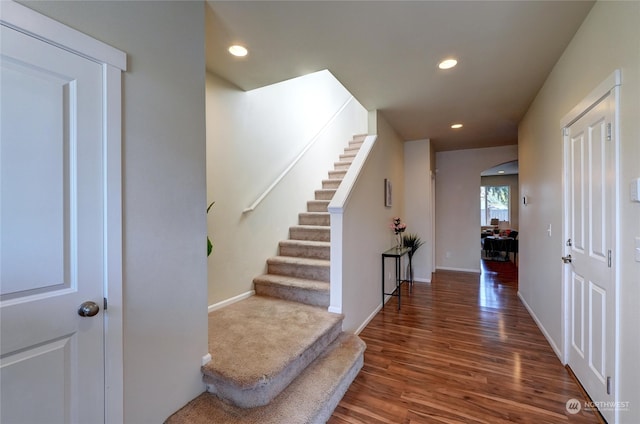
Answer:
top-left (565, 91), bottom-right (616, 422)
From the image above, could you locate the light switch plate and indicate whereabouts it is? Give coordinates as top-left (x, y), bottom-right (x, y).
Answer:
top-left (631, 178), bottom-right (640, 202)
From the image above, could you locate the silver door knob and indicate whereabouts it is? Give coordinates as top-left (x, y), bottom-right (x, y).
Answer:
top-left (78, 301), bottom-right (100, 317)
top-left (561, 254), bottom-right (572, 264)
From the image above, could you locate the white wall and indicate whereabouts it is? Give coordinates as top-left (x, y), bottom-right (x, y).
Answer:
top-left (341, 112), bottom-right (405, 332)
top-left (404, 139), bottom-right (434, 282)
top-left (20, 1), bottom-right (209, 422)
top-left (205, 70), bottom-right (368, 305)
top-left (435, 145), bottom-right (518, 272)
top-left (518, 2), bottom-right (640, 422)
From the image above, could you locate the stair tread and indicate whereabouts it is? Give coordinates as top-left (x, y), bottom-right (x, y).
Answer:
top-left (279, 239), bottom-right (330, 247)
top-left (202, 296), bottom-right (343, 408)
top-left (167, 333), bottom-right (365, 424)
top-left (254, 274), bottom-right (330, 291)
top-left (267, 255), bottom-right (329, 267)
top-left (290, 224), bottom-right (330, 229)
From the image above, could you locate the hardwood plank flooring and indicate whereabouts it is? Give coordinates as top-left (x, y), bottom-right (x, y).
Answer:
top-left (329, 261), bottom-right (602, 424)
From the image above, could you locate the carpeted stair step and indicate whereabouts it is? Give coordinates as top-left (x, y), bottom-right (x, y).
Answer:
top-left (267, 256), bottom-right (329, 281)
top-left (351, 133), bottom-right (366, 143)
top-left (307, 200), bottom-right (329, 212)
top-left (328, 169), bottom-right (346, 179)
top-left (201, 296), bottom-right (344, 408)
top-left (322, 178), bottom-right (343, 189)
top-left (279, 239), bottom-right (330, 259)
top-left (339, 153), bottom-right (356, 162)
top-left (344, 145), bottom-right (361, 154)
top-left (254, 274), bottom-right (329, 307)
top-left (298, 212), bottom-right (330, 226)
top-left (166, 333), bottom-right (366, 424)
top-left (289, 225), bottom-right (330, 242)
top-left (333, 161), bottom-right (351, 171)
top-left (314, 188), bottom-right (336, 200)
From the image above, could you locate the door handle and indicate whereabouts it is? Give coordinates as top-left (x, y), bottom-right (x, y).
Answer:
top-left (78, 301), bottom-right (100, 317)
top-left (562, 254), bottom-right (572, 264)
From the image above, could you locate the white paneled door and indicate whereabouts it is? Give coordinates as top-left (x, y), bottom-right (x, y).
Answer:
top-left (0, 24), bottom-right (106, 423)
top-left (564, 89), bottom-right (616, 423)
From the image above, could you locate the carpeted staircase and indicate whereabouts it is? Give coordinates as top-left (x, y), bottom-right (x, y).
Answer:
top-left (166, 135), bottom-right (367, 424)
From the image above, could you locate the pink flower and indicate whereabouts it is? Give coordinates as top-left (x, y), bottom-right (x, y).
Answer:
top-left (391, 217), bottom-right (407, 234)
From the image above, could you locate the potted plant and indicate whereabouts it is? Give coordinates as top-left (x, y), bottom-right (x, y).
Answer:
top-left (402, 233), bottom-right (424, 281)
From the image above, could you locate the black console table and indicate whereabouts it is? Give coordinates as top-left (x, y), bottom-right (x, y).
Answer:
top-left (381, 246), bottom-right (413, 310)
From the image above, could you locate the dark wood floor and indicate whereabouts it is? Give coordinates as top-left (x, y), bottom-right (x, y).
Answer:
top-left (329, 260), bottom-right (602, 424)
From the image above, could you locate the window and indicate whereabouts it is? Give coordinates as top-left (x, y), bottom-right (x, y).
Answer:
top-left (481, 185), bottom-right (510, 226)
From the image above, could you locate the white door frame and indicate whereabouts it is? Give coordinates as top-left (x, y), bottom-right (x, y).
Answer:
top-left (0, 2), bottom-right (126, 422)
top-left (560, 70), bottom-right (621, 422)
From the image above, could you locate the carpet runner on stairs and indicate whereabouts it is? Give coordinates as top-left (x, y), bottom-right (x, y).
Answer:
top-left (253, 134), bottom-right (364, 307)
top-left (165, 333), bottom-right (365, 424)
top-left (166, 135), bottom-right (367, 423)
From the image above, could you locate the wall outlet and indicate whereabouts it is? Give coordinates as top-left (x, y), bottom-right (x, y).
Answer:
top-left (635, 237), bottom-right (640, 262)
top-left (445, 251), bottom-right (452, 259)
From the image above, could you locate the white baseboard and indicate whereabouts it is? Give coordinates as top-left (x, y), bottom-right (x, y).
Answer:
top-left (413, 277), bottom-right (431, 283)
top-left (354, 303), bottom-right (383, 336)
top-left (435, 266), bottom-right (480, 274)
top-left (208, 290), bottom-right (255, 313)
top-left (517, 291), bottom-right (563, 362)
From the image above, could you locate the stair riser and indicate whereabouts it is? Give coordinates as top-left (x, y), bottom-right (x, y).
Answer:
top-left (334, 162), bottom-right (351, 171)
top-left (298, 213), bottom-right (330, 226)
top-left (345, 145), bottom-right (361, 153)
top-left (339, 154), bottom-right (355, 162)
top-left (290, 227), bottom-right (330, 242)
top-left (254, 281), bottom-right (329, 307)
top-left (279, 242), bottom-right (330, 260)
top-left (268, 262), bottom-right (329, 282)
top-left (307, 201), bottom-right (329, 212)
top-left (315, 190), bottom-right (336, 201)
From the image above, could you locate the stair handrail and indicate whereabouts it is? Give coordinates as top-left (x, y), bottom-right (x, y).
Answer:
top-left (242, 96), bottom-right (355, 214)
top-left (327, 134), bottom-right (377, 214)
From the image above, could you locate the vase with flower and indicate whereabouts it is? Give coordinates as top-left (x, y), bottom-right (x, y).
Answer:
top-left (390, 217), bottom-right (407, 249)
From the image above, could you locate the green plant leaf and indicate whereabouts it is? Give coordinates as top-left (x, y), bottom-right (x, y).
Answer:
top-left (402, 233), bottom-right (424, 258)
top-left (207, 201), bottom-right (215, 256)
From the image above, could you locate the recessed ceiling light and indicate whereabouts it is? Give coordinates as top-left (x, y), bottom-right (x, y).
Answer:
top-left (438, 58), bottom-right (458, 70)
top-left (228, 45), bottom-right (248, 57)
top-left (450, 123), bottom-right (463, 129)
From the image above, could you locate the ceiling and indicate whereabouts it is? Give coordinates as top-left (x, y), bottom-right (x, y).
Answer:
top-left (481, 160), bottom-right (519, 176)
top-left (205, 1), bottom-right (595, 152)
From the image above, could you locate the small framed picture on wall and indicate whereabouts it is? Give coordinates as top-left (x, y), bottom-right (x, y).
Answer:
top-left (385, 178), bottom-right (392, 207)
